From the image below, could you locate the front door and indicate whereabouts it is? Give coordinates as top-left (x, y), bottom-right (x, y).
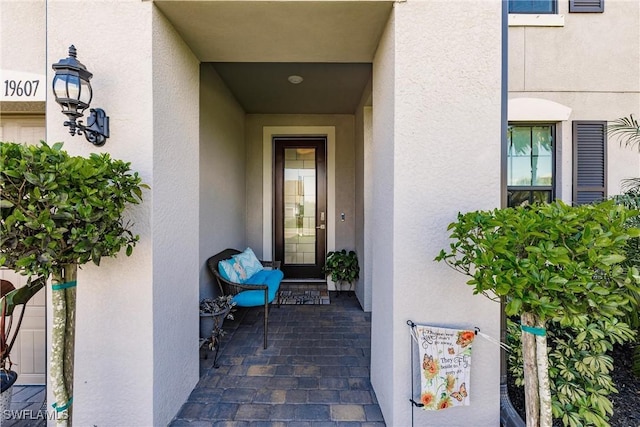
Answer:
top-left (274, 137), bottom-right (327, 279)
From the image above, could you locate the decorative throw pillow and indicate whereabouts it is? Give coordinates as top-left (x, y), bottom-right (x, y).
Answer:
top-left (218, 258), bottom-right (248, 283)
top-left (233, 247), bottom-right (264, 278)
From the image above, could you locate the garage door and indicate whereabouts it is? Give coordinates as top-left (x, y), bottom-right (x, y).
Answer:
top-left (1, 115), bottom-right (46, 385)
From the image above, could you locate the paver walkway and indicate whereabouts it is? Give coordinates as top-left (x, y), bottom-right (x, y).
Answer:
top-left (170, 290), bottom-right (385, 426)
top-left (2, 385), bottom-right (46, 427)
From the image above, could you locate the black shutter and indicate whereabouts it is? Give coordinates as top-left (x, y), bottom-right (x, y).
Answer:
top-left (573, 121), bottom-right (607, 205)
top-left (569, 0), bottom-right (604, 13)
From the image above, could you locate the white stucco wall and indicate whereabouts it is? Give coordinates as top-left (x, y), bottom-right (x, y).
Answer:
top-left (199, 63), bottom-right (247, 298)
top-left (371, 1), bottom-right (503, 425)
top-left (370, 8), bottom-right (396, 422)
top-left (151, 8), bottom-right (200, 425)
top-left (46, 2), bottom-right (200, 425)
top-left (1, 0), bottom-right (45, 75)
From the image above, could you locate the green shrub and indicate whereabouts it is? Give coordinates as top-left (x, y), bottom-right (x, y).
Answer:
top-left (437, 199), bottom-right (640, 426)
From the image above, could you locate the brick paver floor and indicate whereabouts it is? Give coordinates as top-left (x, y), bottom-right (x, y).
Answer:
top-left (170, 289), bottom-right (386, 426)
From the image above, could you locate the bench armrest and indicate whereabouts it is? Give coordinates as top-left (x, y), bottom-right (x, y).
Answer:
top-left (216, 274), bottom-right (268, 296)
top-left (260, 260), bottom-right (281, 270)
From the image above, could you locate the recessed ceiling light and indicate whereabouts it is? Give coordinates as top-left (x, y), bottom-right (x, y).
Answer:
top-left (288, 75), bottom-right (304, 84)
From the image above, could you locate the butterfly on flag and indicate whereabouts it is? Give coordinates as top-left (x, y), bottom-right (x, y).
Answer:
top-left (451, 383), bottom-right (468, 401)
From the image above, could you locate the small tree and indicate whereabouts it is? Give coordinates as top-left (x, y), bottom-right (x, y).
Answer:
top-left (0, 141), bottom-right (147, 425)
top-left (436, 200), bottom-right (640, 427)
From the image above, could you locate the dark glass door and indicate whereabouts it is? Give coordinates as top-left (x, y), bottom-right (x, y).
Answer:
top-left (274, 137), bottom-right (327, 278)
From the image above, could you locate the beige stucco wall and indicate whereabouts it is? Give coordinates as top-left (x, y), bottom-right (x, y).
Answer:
top-left (355, 80), bottom-right (372, 311)
top-left (46, 1), bottom-right (200, 425)
top-left (199, 63), bottom-right (247, 298)
top-left (371, 1), bottom-right (503, 425)
top-left (245, 114), bottom-right (356, 259)
top-left (509, 0), bottom-right (640, 200)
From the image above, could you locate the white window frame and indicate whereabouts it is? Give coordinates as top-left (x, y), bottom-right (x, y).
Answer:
top-left (508, 0), bottom-right (565, 27)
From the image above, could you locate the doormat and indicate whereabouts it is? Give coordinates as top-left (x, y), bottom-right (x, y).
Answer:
top-left (278, 289), bottom-right (330, 305)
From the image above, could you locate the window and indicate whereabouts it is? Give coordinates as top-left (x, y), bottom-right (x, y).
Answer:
top-left (509, 0), bottom-right (556, 14)
top-left (507, 124), bottom-right (555, 207)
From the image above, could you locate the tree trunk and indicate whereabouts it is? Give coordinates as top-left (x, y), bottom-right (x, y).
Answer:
top-left (521, 312), bottom-right (540, 427)
top-left (51, 264), bottom-right (77, 426)
top-left (536, 317), bottom-right (552, 427)
top-left (521, 311), bottom-right (552, 427)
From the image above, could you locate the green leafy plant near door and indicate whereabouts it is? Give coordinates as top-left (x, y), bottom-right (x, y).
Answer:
top-left (436, 200), bottom-right (640, 427)
top-left (323, 249), bottom-right (359, 292)
top-left (0, 141), bottom-right (147, 426)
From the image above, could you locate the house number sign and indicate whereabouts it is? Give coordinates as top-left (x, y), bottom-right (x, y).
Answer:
top-left (4, 79), bottom-right (40, 97)
top-left (0, 70), bottom-right (45, 101)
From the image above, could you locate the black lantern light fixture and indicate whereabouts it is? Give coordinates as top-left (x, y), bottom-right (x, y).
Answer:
top-left (52, 45), bottom-right (109, 146)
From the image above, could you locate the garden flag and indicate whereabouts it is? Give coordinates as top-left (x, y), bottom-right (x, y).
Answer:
top-left (411, 325), bottom-right (475, 411)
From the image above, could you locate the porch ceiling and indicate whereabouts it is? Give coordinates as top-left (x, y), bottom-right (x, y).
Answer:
top-left (154, 0), bottom-right (391, 113)
top-left (154, 1), bottom-right (393, 63)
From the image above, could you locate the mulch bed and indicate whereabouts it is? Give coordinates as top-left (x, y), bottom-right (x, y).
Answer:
top-left (507, 343), bottom-right (640, 427)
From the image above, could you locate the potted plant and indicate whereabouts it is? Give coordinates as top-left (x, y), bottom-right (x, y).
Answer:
top-left (199, 295), bottom-right (236, 346)
top-left (199, 295), bottom-right (235, 369)
top-left (0, 141), bottom-right (147, 425)
top-left (323, 249), bottom-right (359, 295)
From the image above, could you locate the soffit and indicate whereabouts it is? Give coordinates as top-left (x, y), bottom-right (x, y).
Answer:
top-left (209, 62), bottom-right (372, 114)
top-left (153, 1), bottom-right (393, 63)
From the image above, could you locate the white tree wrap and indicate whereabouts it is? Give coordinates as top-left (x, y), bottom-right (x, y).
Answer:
top-left (51, 265), bottom-right (77, 426)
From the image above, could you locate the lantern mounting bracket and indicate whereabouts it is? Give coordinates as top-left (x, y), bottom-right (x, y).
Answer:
top-left (64, 108), bottom-right (109, 147)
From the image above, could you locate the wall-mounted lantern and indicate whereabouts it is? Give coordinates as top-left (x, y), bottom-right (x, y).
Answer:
top-left (52, 45), bottom-right (109, 146)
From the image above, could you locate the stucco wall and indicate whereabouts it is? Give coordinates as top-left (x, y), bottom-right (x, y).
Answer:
top-left (509, 0), bottom-right (640, 200)
top-left (1, 0), bottom-right (45, 75)
top-left (151, 8), bottom-right (201, 425)
top-left (244, 114), bottom-right (356, 259)
top-left (46, 1), bottom-right (155, 423)
top-left (46, 1), bottom-right (200, 425)
top-left (355, 80), bottom-right (373, 312)
top-left (370, 8), bottom-right (396, 422)
top-left (509, 0), bottom-right (639, 94)
top-left (199, 63), bottom-right (247, 298)
top-left (371, 1), bottom-right (503, 425)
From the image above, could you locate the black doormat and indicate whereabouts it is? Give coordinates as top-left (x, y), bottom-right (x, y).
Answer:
top-left (278, 289), bottom-right (330, 305)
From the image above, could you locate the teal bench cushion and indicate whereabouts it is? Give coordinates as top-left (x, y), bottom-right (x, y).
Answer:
top-left (232, 269), bottom-right (284, 307)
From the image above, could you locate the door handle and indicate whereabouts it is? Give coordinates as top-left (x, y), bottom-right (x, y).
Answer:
top-left (316, 225), bottom-right (326, 230)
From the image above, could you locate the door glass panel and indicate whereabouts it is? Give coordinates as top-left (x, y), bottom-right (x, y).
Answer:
top-left (283, 148), bottom-right (316, 265)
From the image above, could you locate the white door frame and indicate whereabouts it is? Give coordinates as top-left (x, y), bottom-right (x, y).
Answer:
top-left (262, 126), bottom-right (336, 262)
